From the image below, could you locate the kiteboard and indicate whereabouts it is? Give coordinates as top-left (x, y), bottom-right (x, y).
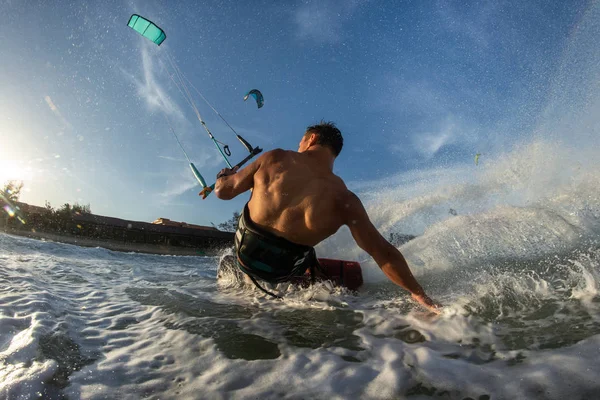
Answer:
top-left (218, 255), bottom-right (363, 291)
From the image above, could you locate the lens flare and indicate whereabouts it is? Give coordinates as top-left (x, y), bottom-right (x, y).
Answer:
top-left (3, 204), bottom-right (15, 217)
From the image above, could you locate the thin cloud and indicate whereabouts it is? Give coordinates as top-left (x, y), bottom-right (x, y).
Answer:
top-left (121, 41), bottom-right (185, 120)
top-left (412, 131), bottom-right (453, 158)
top-left (381, 80), bottom-right (466, 158)
top-left (409, 116), bottom-right (460, 158)
top-left (164, 144), bottom-right (223, 168)
top-left (374, 76), bottom-right (482, 160)
top-left (44, 95), bottom-right (72, 129)
top-left (292, 0), bottom-right (363, 44)
top-left (154, 146), bottom-right (223, 202)
top-left (154, 163), bottom-right (205, 203)
top-left (158, 180), bottom-right (198, 200)
top-left (137, 44), bottom-right (183, 117)
top-left (156, 151), bottom-right (222, 171)
top-left (158, 155), bottom-right (186, 163)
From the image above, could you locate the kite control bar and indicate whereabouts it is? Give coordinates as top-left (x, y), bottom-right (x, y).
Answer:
top-left (128, 13), bottom-right (267, 202)
top-left (199, 146), bottom-right (263, 199)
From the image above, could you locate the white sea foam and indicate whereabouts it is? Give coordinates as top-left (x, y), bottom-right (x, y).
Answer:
top-left (1, 232), bottom-right (600, 399)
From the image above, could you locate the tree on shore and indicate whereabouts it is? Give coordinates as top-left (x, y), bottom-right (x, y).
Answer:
top-left (1, 181), bottom-right (25, 227)
top-left (218, 211), bottom-right (240, 232)
top-left (1, 180), bottom-right (23, 203)
top-left (54, 202), bottom-right (92, 217)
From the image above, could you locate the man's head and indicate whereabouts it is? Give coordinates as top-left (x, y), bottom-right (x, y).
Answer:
top-left (298, 121), bottom-right (343, 156)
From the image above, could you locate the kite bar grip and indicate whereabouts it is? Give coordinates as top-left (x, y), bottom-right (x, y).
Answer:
top-left (199, 147), bottom-right (263, 200)
top-left (232, 147), bottom-right (262, 170)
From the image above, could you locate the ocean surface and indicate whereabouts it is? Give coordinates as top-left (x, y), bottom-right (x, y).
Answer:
top-left (4, 120), bottom-right (600, 400)
top-left (1, 178), bottom-right (600, 400)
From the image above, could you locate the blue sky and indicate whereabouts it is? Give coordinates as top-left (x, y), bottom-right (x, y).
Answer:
top-left (0, 0), bottom-right (590, 227)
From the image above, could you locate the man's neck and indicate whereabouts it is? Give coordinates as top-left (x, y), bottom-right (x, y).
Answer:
top-left (304, 146), bottom-right (335, 171)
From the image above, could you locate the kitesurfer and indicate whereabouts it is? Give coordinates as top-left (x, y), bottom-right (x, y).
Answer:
top-left (215, 121), bottom-right (441, 313)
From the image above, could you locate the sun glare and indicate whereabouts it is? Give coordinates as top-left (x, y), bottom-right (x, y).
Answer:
top-left (0, 159), bottom-right (33, 186)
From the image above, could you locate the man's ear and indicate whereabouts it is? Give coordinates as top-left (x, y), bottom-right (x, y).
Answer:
top-left (308, 133), bottom-right (318, 147)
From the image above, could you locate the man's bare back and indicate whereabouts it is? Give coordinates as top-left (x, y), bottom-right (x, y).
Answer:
top-left (247, 149), bottom-right (348, 246)
top-left (214, 122), bottom-right (441, 313)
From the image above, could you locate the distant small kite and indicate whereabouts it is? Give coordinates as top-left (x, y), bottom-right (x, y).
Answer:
top-left (244, 89), bottom-right (264, 109)
top-left (474, 153), bottom-right (481, 166)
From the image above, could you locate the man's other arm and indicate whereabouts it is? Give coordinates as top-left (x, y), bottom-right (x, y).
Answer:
top-left (214, 151), bottom-right (272, 200)
top-left (343, 191), bottom-right (441, 313)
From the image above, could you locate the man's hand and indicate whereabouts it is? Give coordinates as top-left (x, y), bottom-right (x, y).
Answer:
top-left (217, 166), bottom-right (239, 179)
top-left (214, 151), bottom-right (268, 200)
top-left (412, 293), bottom-right (443, 314)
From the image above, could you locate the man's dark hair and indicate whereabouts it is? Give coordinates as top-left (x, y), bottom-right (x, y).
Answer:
top-left (305, 121), bottom-right (343, 156)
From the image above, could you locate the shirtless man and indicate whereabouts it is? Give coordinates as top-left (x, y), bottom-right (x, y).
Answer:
top-left (214, 122), bottom-right (441, 313)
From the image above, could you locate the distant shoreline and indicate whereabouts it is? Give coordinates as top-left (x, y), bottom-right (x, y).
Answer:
top-left (3, 229), bottom-right (230, 256)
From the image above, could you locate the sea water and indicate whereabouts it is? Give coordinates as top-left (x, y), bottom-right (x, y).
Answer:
top-left (1, 200), bottom-right (600, 400)
top-left (1, 130), bottom-right (600, 399)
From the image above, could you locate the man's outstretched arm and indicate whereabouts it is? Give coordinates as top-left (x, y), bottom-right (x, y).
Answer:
top-left (344, 192), bottom-right (441, 313)
top-left (214, 152), bottom-right (266, 200)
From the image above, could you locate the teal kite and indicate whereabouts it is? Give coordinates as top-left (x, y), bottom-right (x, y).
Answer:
top-left (125, 14), bottom-right (262, 200)
top-left (127, 14), bottom-right (166, 45)
top-left (244, 89), bottom-right (264, 109)
top-left (474, 153), bottom-right (481, 166)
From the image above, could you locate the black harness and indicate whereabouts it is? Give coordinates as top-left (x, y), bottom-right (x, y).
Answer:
top-left (235, 204), bottom-right (318, 297)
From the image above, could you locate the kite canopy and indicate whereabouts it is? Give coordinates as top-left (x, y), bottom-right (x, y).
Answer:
top-left (244, 89), bottom-right (264, 108)
top-left (127, 14), bottom-right (166, 45)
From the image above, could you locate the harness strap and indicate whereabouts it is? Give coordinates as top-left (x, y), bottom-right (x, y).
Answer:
top-left (248, 275), bottom-right (283, 299)
top-left (240, 257), bottom-right (323, 299)
top-left (236, 252), bottom-right (327, 299)
top-left (235, 252), bottom-right (283, 298)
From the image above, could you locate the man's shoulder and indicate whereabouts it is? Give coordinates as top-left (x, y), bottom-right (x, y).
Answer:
top-left (324, 186), bottom-right (362, 228)
top-left (337, 186), bottom-right (359, 204)
top-left (330, 172), bottom-right (350, 192)
top-left (261, 148), bottom-right (293, 162)
top-left (328, 177), bottom-right (355, 204)
top-left (335, 185), bottom-right (365, 208)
